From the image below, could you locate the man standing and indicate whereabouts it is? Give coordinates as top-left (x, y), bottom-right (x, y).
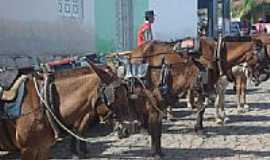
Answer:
top-left (137, 10), bottom-right (155, 47)
top-left (241, 19), bottom-right (250, 36)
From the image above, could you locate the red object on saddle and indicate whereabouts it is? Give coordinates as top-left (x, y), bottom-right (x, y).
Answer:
top-left (137, 22), bottom-right (151, 47)
top-left (47, 58), bottom-right (73, 67)
top-left (181, 39), bottom-right (194, 49)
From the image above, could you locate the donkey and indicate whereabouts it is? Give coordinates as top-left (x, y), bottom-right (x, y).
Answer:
top-left (0, 61), bottom-right (134, 160)
top-left (122, 41), bottom-right (206, 158)
top-left (219, 35), bottom-right (270, 114)
top-left (129, 37), bottom-right (268, 131)
top-left (197, 36), bottom-right (270, 124)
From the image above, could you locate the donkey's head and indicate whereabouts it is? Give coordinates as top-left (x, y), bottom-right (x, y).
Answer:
top-left (245, 36), bottom-right (270, 86)
top-left (246, 40), bottom-right (270, 86)
top-left (87, 60), bottom-right (139, 138)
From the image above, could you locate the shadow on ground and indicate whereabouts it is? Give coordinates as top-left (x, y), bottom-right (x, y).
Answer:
top-left (94, 147), bottom-right (270, 160)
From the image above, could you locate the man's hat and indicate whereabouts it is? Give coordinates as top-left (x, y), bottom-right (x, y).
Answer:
top-left (259, 17), bottom-right (264, 23)
top-left (145, 10), bottom-right (154, 18)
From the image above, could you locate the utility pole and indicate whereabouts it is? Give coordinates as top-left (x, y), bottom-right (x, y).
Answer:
top-left (208, 0), bottom-right (218, 37)
top-left (223, 0), bottom-right (231, 35)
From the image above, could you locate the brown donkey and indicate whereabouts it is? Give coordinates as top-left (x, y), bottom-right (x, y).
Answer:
top-left (0, 62), bottom-right (133, 160)
top-left (125, 41), bottom-right (205, 158)
top-left (129, 37), bottom-right (268, 131)
top-left (198, 36), bottom-right (269, 124)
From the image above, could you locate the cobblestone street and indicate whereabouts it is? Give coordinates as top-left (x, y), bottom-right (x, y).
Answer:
top-left (2, 80), bottom-right (270, 160)
top-left (53, 79), bottom-right (270, 160)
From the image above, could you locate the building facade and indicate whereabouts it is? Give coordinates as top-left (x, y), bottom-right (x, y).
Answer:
top-left (198, 0), bottom-right (231, 37)
top-left (96, 0), bottom-right (198, 53)
top-left (0, 0), bottom-right (95, 56)
top-left (0, 0), bottom-right (204, 56)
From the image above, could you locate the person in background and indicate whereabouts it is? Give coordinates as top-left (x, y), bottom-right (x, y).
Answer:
top-left (241, 19), bottom-right (250, 36)
top-left (256, 18), bottom-right (267, 34)
top-left (137, 10), bottom-right (155, 47)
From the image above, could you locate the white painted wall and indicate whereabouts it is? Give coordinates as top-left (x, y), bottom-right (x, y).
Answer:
top-left (149, 0), bottom-right (198, 41)
top-left (0, 0), bottom-right (95, 56)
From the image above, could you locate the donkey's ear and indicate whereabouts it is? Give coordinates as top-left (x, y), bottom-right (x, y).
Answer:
top-left (85, 59), bottom-right (114, 85)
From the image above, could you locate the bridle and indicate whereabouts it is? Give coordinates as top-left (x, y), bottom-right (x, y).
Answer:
top-left (250, 42), bottom-right (270, 85)
top-left (98, 80), bottom-right (127, 122)
top-left (130, 53), bottom-right (191, 104)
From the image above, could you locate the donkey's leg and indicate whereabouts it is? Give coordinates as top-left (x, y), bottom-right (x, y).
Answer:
top-left (214, 89), bottom-right (223, 124)
top-left (166, 105), bottom-right (174, 121)
top-left (242, 77), bottom-right (249, 111)
top-left (187, 89), bottom-right (196, 110)
top-left (194, 96), bottom-right (206, 132)
top-left (215, 77), bottom-right (229, 124)
top-left (148, 110), bottom-right (163, 158)
top-left (236, 77), bottom-right (244, 113)
top-left (71, 113), bottom-right (91, 157)
top-left (70, 116), bottom-right (90, 157)
top-left (21, 148), bottom-right (38, 160)
top-left (36, 148), bottom-right (50, 160)
top-left (70, 137), bottom-right (79, 156)
top-left (215, 81), bottom-right (224, 124)
top-left (220, 86), bottom-right (230, 123)
top-left (70, 138), bottom-right (88, 158)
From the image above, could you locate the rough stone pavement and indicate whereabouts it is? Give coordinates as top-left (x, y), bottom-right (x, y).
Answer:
top-left (2, 80), bottom-right (270, 160)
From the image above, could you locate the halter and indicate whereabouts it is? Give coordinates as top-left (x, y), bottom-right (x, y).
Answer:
top-left (215, 35), bottom-right (269, 83)
top-left (250, 42), bottom-right (270, 84)
top-left (255, 42), bottom-right (269, 65)
top-left (158, 57), bottom-right (171, 96)
top-left (98, 80), bottom-right (123, 122)
top-left (127, 51), bottom-right (194, 105)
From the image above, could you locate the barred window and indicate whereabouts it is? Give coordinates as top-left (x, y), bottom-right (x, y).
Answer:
top-left (57, 0), bottom-right (83, 18)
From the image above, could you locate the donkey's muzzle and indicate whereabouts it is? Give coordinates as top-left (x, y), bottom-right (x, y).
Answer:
top-left (115, 120), bottom-right (142, 139)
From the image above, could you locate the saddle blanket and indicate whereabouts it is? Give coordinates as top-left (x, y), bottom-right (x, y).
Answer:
top-left (0, 70), bottom-right (18, 89)
top-left (0, 79), bottom-right (26, 119)
top-left (124, 63), bottom-right (149, 79)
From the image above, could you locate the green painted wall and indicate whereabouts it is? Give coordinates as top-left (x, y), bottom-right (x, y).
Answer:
top-left (133, 0), bottom-right (149, 47)
top-left (95, 0), bottom-right (149, 54)
top-left (95, 0), bottom-right (117, 54)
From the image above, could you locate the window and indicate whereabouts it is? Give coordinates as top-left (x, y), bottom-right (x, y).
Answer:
top-left (57, 0), bottom-right (83, 18)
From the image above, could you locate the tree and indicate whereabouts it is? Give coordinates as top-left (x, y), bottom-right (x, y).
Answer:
top-left (232, 0), bottom-right (255, 18)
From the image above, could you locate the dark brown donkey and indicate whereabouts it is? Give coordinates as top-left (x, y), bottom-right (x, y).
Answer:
top-left (125, 41), bottom-right (205, 158)
top-left (0, 62), bottom-right (133, 160)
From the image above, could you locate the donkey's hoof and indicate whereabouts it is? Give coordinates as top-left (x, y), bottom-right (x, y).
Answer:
top-left (191, 108), bottom-right (198, 112)
top-left (194, 125), bottom-right (204, 134)
top-left (215, 118), bottom-right (224, 125)
top-left (244, 105), bottom-right (250, 111)
top-left (166, 113), bottom-right (175, 121)
top-left (224, 117), bottom-right (230, 124)
top-left (150, 151), bottom-right (164, 160)
top-left (237, 108), bottom-right (245, 114)
top-left (71, 154), bottom-right (79, 160)
top-left (154, 154), bottom-right (162, 160)
top-left (187, 103), bottom-right (193, 109)
top-left (129, 94), bottom-right (138, 99)
top-left (195, 129), bottom-right (205, 135)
